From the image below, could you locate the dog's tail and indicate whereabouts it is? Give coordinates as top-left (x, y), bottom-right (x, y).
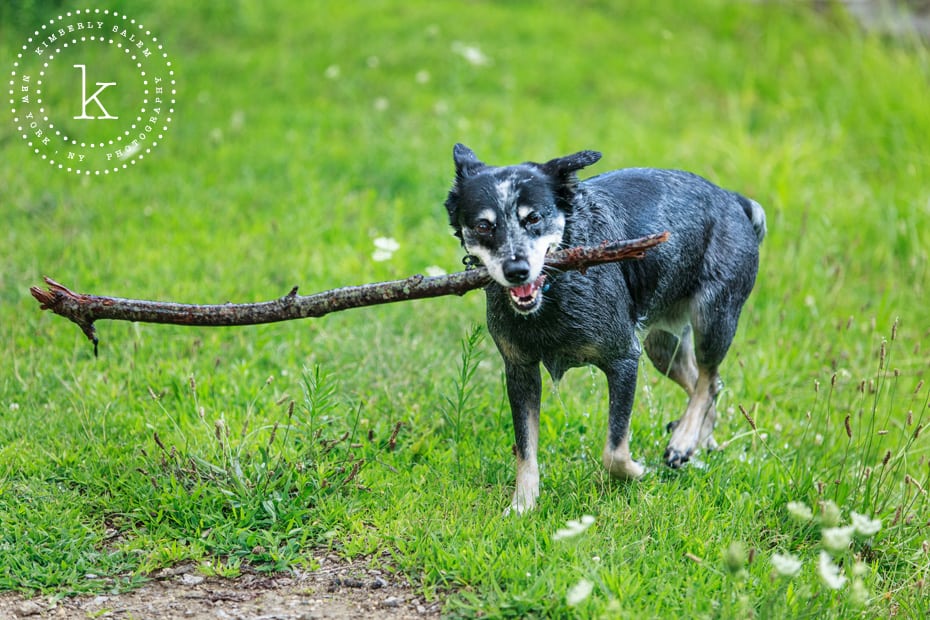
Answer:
top-left (737, 195), bottom-right (767, 243)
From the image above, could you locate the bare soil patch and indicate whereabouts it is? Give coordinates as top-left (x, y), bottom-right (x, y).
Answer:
top-left (0, 555), bottom-right (442, 619)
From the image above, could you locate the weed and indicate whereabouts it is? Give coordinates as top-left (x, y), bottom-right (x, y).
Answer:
top-left (440, 325), bottom-right (485, 474)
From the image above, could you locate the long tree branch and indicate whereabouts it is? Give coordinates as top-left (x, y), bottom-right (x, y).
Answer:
top-left (30, 232), bottom-right (668, 354)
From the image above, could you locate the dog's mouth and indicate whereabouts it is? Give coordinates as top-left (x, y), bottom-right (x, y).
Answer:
top-left (507, 274), bottom-right (547, 314)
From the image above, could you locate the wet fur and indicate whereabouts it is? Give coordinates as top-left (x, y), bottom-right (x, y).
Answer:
top-left (445, 144), bottom-right (766, 513)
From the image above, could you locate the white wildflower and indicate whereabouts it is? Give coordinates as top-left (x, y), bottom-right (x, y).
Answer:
top-left (852, 560), bottom-right (869, 577)
top-left (566, 578), bottom-right (594, 606)
top-left (850, 578), bottom-right (869, 606)
top-left (424, 265), bottom-right (446, 277)
top-left (771, 552), bottom-right (803, 578)
top-left (814, 433), bottom-right (824, 445)
top-left (373, 97), bottom-right (389, 112)
top-left (415, 70), bottom-right (431, 84)
top-left (822, 525), bottom-right (855, 554)
top-left (372, 237), bottom-right (399, 262)
top-left (8, 402), bottom-right (19, 411)
top-left (451, 41), bottom-right (491, 66)
top-left (324, 64), bottom-right (340, 80)
top-left (786, 501), bottom-right (813, 523)
top-left (552, 515), bottom-right (595, 541)
top-left (850, 511), bottom-right (882, 536)
top-left (819, 500), bottom-right (841, 527)
top-left (818, 551), bottom-right (847, 590)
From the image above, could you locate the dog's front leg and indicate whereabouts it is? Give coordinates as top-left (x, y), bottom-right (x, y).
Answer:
top-left (601, 357), bottom-right (646, 480)
top-left (504, 361), bottom-right (542, 515)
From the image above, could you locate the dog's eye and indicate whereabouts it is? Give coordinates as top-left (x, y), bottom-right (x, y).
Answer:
top-left (524, 212), bottom-right (542, 225)
top-left (473, 220), bottom-right (494, 235)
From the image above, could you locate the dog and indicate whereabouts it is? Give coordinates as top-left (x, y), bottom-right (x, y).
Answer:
top-left (444, 144), bottom-right (766, 514)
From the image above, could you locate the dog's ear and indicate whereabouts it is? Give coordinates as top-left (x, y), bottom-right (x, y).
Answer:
top-left (539, 150), bottom-right (601, 211)
top-left (446, 144), bottom-right (486, 246)
top-left (541, 150), bottom-right (602, 181)
top-left (453, 143), bottom-right (485, 180)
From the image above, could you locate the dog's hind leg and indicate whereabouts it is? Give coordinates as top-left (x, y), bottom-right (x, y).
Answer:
top-left (504, 362), bottom-right (542, 515)
top-left (645, 327), bottom-right (720, 450)
top-left (664, 301), bottom-right (741, 467)
top-left (601, 356), bottom-right (646, 480)
top-left (664, 366), bottom-right (720, 467)
top-left (644, 326), bottom-right (699, 396)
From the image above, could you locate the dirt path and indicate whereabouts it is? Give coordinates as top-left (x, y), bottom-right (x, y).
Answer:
top-left (0, 556), bottom-right (443, 619)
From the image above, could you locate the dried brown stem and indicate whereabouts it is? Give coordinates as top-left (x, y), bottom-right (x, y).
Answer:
top-left (30, 232), bottom-right (669, 354)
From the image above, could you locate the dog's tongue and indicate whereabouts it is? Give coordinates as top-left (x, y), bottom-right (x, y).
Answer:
top-left (511, 282), bottom-right (536, 298)
top-left (510, 275), bottom-right (546, 299)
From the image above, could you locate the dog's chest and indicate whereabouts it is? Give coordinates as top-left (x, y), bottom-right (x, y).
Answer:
top-left (484, 279), bottom-right (635, 377)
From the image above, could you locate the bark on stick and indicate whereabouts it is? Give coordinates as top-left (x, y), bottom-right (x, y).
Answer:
top-left (30, 232), bottom-right (669, 354)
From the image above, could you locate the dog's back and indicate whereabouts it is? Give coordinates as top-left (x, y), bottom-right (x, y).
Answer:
top-left (564, 169), bottom-right (763, 332)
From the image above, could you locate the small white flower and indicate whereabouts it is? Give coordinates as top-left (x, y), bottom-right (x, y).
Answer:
top-left (373, 237), bottom-right (399, 251)
top-left (324, 64), bottom-right (340, 79)
top-left (852, 560), bottom-right (869, 577)
top-left (451, 41), bottom-right (491, 66)
top-left (851, 511), bottom-right (882, 536)
top-left (771, 552), bottom-right (803, 577)
top-left (424, 265), bottom-right (446, 277)
top-left (566, 578), bottom-right (593, 606)
top-left (814, 433), bottom-right (824, 445)
top-left (366, 56), bottom-right (380, 69)
top-left (374, 237), bottom-right (399, 251)
top-left (372, 237), bottom-right (399, 261)
top-left (822, 525), bottom-right (855, 554)
top-left (850, 577), bottom-right (869, 606)
top-left (373, 97), bottom-right (390, 112)
top-left (819, 500), bottom-right (842, 527)
top-left (415, 70), bottom-right (430, 84)
top-left (553, 515), bottom-right (595, 541)
top-left (819, 551), bottom-right (847, 590)
top-left (786, 501), bottom-right (813, 523)
top-left (8, 402), bottom-right (19, 411)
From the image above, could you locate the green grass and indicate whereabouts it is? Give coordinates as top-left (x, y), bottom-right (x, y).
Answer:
top-left (2, 0), bottom-right (930, 617)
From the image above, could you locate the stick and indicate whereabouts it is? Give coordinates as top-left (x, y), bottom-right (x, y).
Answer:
top-left (30, 232), bottom-right (669, 354)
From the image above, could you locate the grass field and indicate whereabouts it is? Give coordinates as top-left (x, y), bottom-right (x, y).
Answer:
top-left (2, 0), bottom-right (930, 617)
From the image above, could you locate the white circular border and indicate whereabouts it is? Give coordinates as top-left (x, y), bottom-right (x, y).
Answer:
top-left (8, 8), bottom-right (176, 176)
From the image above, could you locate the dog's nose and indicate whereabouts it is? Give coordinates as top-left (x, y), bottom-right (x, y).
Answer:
top-left (502, 258), bottom-right (531, 284)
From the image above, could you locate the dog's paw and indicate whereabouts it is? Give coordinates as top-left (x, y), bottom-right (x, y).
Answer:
top-left (603, 456), bottom-right (645, 480)
top-left (700, 433), bottom-right (719, 451)
top-left (664, 444), bottom-right (694, 469)
top-left (505, 496), bottom-right (536, 517)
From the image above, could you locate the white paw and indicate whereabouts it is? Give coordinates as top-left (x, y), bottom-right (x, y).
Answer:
top-left (602, 453), bottom-right (645, 480)
top-left (505, 490), bottom-right (538, 516)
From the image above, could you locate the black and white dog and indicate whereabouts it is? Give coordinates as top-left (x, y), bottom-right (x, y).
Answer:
top-left (445, 144), bottom-right (765, 514)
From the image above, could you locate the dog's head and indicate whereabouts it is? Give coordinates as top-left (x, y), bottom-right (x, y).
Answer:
top-left (445, 143), bottom-right (601, 314)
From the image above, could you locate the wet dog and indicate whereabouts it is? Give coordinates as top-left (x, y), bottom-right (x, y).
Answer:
top-left (444, 144), bottom-right (765, 513)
